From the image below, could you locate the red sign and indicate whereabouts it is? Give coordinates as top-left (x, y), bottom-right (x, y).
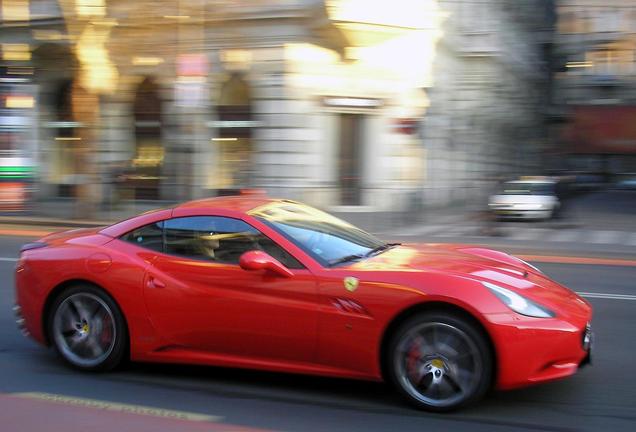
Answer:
top-left (563, 106), bottom-right (636, 154)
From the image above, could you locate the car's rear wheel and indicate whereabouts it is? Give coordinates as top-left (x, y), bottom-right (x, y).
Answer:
top-left (387, 312), bottom-right (492, 412)
top-left (49, 284), bottom-right (127, 371)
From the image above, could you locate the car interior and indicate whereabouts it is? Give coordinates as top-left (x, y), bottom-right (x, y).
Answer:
top-left (123, 220), bottom-right (303, 268)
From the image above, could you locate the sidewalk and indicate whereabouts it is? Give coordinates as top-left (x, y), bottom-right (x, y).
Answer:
top-left (1, 196), bottom-right (634, 258)
top-left (381, 223), bottom-right (636, 259)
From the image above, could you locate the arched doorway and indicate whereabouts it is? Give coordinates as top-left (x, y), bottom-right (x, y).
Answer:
top-left (46, 79), bottom-right (98, 200)
top-left (132, 77), bottom-right (163, 200)
top-left (214, 73), bottom-right (253, 193)
top-left (32, 44), bottom-right (86, 198)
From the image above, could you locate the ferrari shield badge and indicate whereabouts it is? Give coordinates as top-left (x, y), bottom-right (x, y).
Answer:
top-left (344, 277), bottom-right (359, 292)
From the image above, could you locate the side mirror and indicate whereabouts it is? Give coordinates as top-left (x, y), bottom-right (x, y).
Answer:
top-left (239, 250), bottom-right (294, 278)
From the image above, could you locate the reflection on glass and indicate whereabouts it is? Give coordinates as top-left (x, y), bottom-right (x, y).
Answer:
top-left (250, 201), bottom-right (385, 266)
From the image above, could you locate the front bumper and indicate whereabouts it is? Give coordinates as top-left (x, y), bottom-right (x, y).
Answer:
top-left (488, 315), bottom-right (592, 390)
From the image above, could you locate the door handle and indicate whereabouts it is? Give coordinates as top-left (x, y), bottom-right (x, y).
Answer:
top-left (147, 276), bottom-right (166, 289)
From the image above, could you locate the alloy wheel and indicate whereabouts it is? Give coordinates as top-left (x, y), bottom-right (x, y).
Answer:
top-left (393, 321), bottom-right (484, 409)
top-left (52, 292), bottom-right (117, 368)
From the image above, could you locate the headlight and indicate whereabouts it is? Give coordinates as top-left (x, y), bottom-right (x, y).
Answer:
top-left (482, 281), bottom-right (555, 318)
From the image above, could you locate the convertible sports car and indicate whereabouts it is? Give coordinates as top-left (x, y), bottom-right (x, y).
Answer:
top-left (14, 196), bottom-right (593, 411)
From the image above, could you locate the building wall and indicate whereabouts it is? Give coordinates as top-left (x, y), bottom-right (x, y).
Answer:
top-left (421, 0), bottom-right (553, 209)
top-left (0, 0), bottom-right (554, 214)
top-left (555, 0), bottom-right (636, 105)
top-left (2, 0), bottom-right (439, 211)
top-left (553, 0), bottom-right (636, 175)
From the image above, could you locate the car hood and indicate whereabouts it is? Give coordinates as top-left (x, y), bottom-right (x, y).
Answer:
top-left (348, 243), bottom-right (590, 320)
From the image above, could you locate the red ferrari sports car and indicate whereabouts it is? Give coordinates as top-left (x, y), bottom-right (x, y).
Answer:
top-left (14, 196), bottom-right (592, 411)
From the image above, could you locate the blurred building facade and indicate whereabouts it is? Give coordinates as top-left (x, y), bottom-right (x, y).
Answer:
top-left (1, 0), bottom-right (555, 216)
top-left (421, 0), bottom-right (555, 209)
top-left (553, 0), bottom-right (636, 179)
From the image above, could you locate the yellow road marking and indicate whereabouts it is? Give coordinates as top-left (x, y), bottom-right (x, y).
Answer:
top-left (12, 392), bottom-right (222, 422)
top-left (0, 228), bottom-right (54, 237)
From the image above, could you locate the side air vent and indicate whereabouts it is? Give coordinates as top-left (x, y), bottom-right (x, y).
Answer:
top-left (331, 298), bottom-right (372, 317)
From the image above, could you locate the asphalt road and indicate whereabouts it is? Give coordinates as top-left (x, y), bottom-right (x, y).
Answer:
top-left (1, 235), bottom-right (635, 432)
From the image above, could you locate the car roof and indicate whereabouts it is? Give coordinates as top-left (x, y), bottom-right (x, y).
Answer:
top-left (175, 195), bottom-right (280, 213)
top-left (100, 194), bottom-right (285, 238)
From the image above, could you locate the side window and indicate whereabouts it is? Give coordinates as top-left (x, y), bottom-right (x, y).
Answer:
top-left (121, 221), bottom-right (164, 252)
top-left (164, 216), bottom-right (303, 268)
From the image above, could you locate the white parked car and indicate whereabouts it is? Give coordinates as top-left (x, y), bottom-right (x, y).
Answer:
top-left (489, 179), bottom-right (560, 220)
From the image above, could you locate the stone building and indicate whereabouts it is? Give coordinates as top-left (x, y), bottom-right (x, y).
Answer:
top-left (0, 0), bottom-right (554, 217)
top-left (420, 0), bottom-right (555, 209)
top-left (1, 0), bottom-right (441, 215)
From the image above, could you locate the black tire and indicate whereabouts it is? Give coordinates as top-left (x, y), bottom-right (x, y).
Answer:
top-left (48, 284), bottom-right (128, 372)
top-left (386, 311), bottom-right (492, 412)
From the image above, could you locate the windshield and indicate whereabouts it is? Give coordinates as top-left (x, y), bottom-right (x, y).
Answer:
top-left (249, 201), bottom-right (386, 267)
top-left (500, 182), bottom-right (555, 196)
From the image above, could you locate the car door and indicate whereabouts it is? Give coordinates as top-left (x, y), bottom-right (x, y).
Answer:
top-left (142, 215), bottom-right (319, 363)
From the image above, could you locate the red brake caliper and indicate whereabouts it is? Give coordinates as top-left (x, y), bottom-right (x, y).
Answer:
top-left (406, 336), bottom-right (424, 380)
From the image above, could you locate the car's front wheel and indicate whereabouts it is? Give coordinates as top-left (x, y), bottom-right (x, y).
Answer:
top-left (387, 311), bottom-right (492, 412)
top-left (48, 284), bottom-right (127, 371)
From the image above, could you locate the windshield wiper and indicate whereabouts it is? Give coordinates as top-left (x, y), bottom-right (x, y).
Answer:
top-left (328, 243), bottom-right (401, 267)
top-left (328, 254), bottom-right (366, 267)
top-left (364, 242), bottom-right (401, 258)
